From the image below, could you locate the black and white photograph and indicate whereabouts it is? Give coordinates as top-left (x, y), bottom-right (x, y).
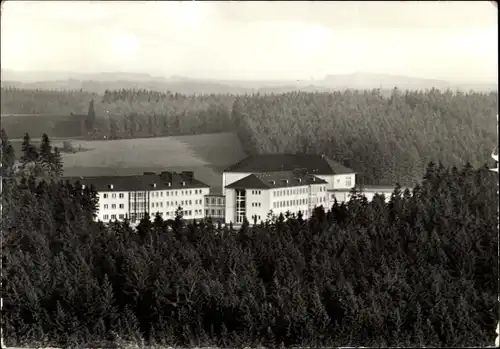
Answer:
top-left (0, 1), bottom-right (498, 348)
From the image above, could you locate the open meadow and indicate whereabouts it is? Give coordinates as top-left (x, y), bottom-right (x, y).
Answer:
top-left (53, 132), bottom-right (247, 193)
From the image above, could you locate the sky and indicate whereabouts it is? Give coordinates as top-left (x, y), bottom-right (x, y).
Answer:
top-left (1, 1), bottom-right (498, 83)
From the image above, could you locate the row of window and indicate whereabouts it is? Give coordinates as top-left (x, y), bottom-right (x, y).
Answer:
top-left (273, 198), bottom-right (309, 209)
top-left (206, 209), bottom-right (224, 217)
top-left (103, 209), bottom-right (204, 221)
top-left (310, 185), bottom-right (327, 193)
top-left (251, 202), bottom-right (262, 207)
top-left (102, 193), bottom-right (125, 199)
top-left (206, 197), bottom-right (225, 206)
top-left (150, 189), bottom-right (206, 197)
top-left (273, 187), bottom-right (309, 197)
top-left (103, 204), bottom-right (124, 210)
top-left (251, 190), bottom-right (262, 195)
top-left (105, 189), bottom-right (208, 200)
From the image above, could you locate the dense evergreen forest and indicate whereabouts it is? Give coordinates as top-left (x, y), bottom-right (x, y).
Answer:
top-left (1, 86), bottom-right (497, 185)
top-left (1, 132), bottom-right (498, 348)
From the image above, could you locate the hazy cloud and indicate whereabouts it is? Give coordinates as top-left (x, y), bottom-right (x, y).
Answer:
top-left (1, 1), bottom-right (497, 82)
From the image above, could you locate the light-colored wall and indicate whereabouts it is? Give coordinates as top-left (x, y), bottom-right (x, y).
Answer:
top-left (246, 188), bottom-right (270, 223)
top-left (97, 191), bottom-right (129, 222)
top-left (328, 190), bottom-right (350, 205)
top-left (269, 185), bottom-right (310, 219)
top-left (316, 174), bottom-right (336, 190)
top-left (224, 188), bottom-right (236, 224)
top-left (333, 173), bottom-right (356, 190)
top-left (309, 183), bottom-right (328, 214)
top-left (223, 172), bottom-right (253, 189)
top-left (97, 187), bottom-right (210, 222)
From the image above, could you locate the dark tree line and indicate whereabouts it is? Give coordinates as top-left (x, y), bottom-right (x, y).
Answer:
top-left (1, 86), bottom-right (498, 186)
top-left (2, 136), bottom-right (498, 348)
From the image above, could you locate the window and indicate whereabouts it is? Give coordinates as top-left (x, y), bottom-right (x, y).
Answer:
top-left (111, 214), bottom-right (117, 220)
top-left (119, 204), bottom-right (124, 209)
top-left (205, 209), bottom-right (209, 216)
top-left (103, 214), bottom-right (109, 220)
top-left (111, 193), bottom-right (116, 199)
top-left (119, 193), bottom-right (124, 199)
top-left (103, 194), bottom-right (108, 199)
top-left (119, 214), bottom-right (124, 219)
top-left (345, 177), bottom-right (352, 187)
top-left (167, 191), bottom-right (170, 196)
top-left (206, 198), bottom-right (210, 205)
top-left (189, 190), bottom-right (192, 195)
top-left (160, 192), bottom-right (163, 197)
top-left (104, 204), bottom-right (108, 209)
top-left (160, 202), bottom-right (163, 208)
top-left (211, 209), bottom-right (215, 215)
top-left (211, 198), bottom-right (216, 205)
top-left (189, 200), bottom-right (192, 205)
top-left (188, 210), bottom-right (192, 216)
top-left (218, 209), bottom-right (222, 216)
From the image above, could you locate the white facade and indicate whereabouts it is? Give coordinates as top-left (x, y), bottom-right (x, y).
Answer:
top-left (224, 189), bottom-right (236, 224)
top-left (225, 182), bottom-right (330, 224)
top-left (317, 173), bottom-right (356, 190)
top-left (246, 189), bottom-right (270, 223)
top-left (96, 191), bottom-right (129, 222)
top-left (147, 187), bottom-right (209, 221)
top-left (97, 187), bottom-right (210, 223)
top-left (223, 172), bottom-right (253, 192)
top-left (269, 185), bottom-right (310, 219)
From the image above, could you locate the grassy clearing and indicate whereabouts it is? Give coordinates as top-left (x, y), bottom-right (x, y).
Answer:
top-left (58, 132), bottom-right (246, 193)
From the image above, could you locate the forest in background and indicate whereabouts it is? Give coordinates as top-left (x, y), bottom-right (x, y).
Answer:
top-left (1, 86), bottom-right (497, 186)
top-left (1, 130), bottom-right (498, 347)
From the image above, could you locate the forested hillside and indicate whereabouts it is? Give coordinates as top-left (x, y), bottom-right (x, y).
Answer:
top-left (1, 87), bottom-right (497, 186)
top-left (2, 135), bottom-right (498, 347)
top-left (232, 89), bottom-right (498, 185)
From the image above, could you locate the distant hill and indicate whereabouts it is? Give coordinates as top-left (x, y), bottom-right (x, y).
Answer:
top-left (1, 69), bottom-right (497, 94)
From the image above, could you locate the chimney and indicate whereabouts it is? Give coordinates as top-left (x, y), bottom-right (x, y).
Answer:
top-left (160, 171), bottom-right (173, 183)
top-left (181, 171), bottom-right (194, 182)
top-left (109, 184), bottom-right (114, 189)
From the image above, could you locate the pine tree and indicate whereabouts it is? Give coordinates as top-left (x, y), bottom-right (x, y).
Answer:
top-left (39, 133), bottom-right (52, 176)
top-left (1, 128), bottom-right (16, 174)
top-left (87, 99), bottom-right (96, 133)
top-left (52, 146), bottom-right (63, 177)
top-left (20, 133), bottom-right (38, 176)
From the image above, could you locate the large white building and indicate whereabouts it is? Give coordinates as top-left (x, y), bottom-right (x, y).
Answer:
top-left (222, 154), bottom-right (356, 224)
top-left (64, 171), bottom-right (210, 223)
top-left (224, 170), bottom-right (329, 224)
